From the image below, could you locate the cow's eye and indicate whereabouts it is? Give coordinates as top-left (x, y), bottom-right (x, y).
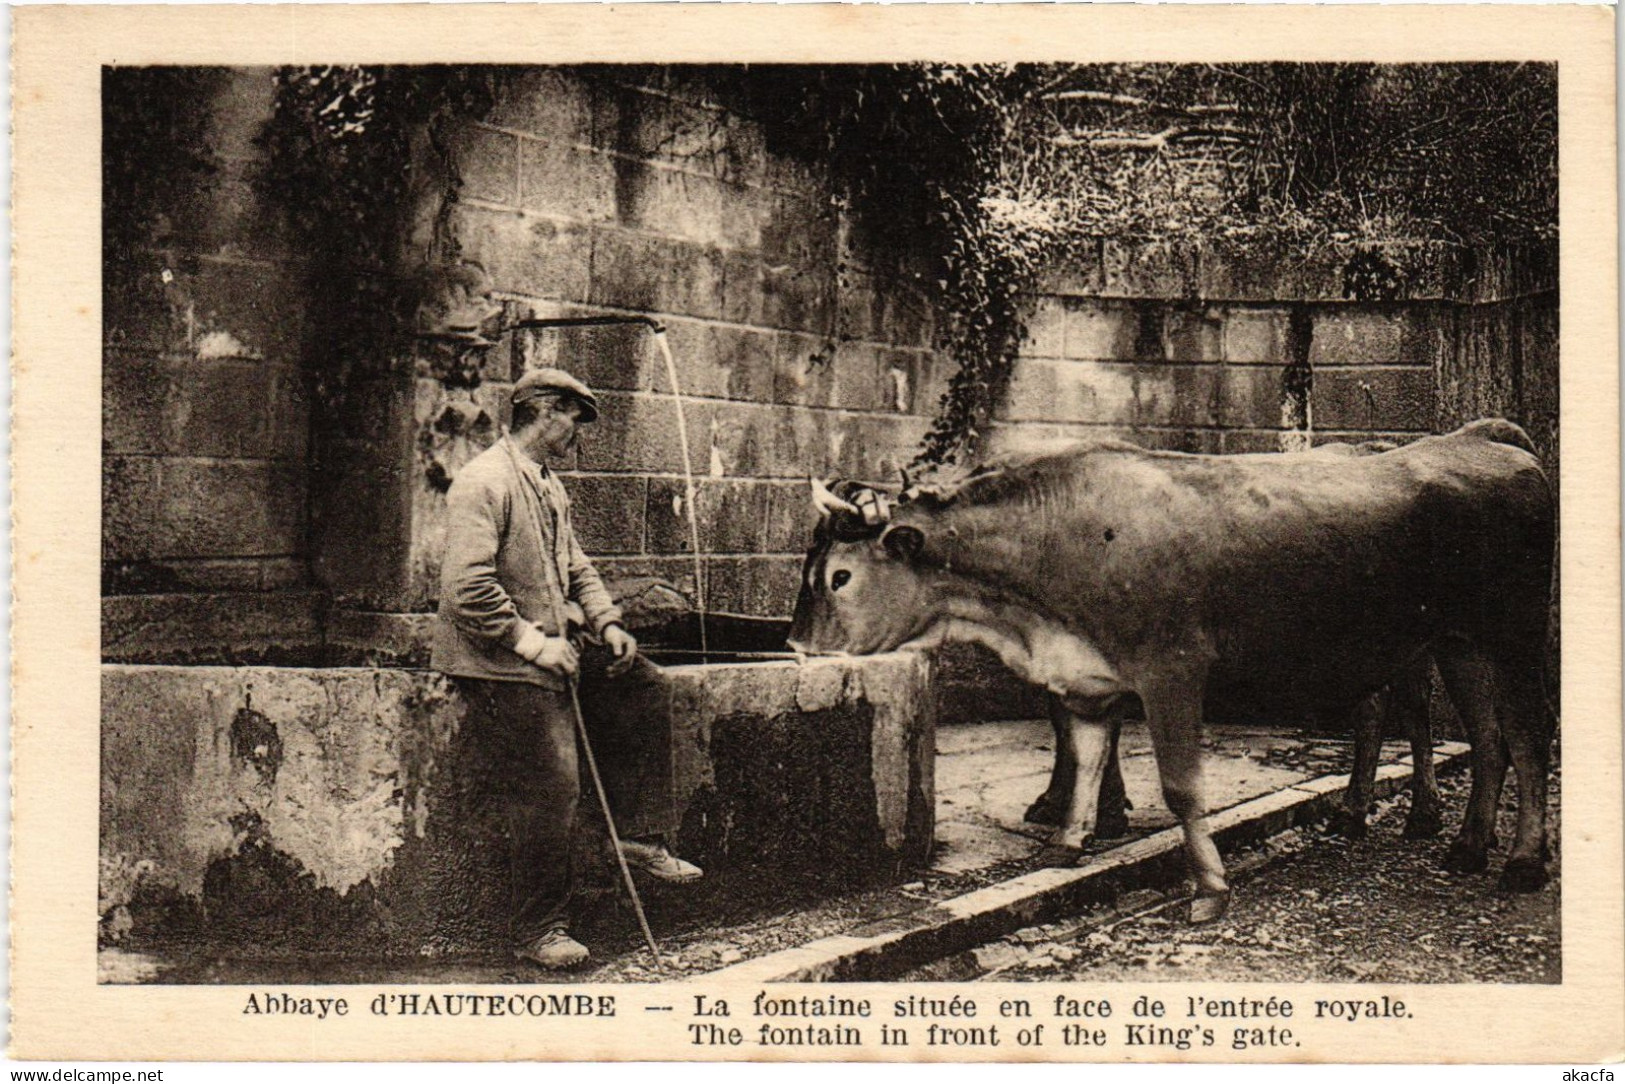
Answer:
top-left (830, 569), bottom-right (852, 592)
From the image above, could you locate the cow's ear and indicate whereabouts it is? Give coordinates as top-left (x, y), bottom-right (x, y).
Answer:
top-left (881, 525), bottom-right (925, 562)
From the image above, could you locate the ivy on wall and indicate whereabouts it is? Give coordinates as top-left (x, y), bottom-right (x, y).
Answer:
top-left (722, 62), bottom-right (1557, 471)
top-left (259, 65), bottom-right (515, 405)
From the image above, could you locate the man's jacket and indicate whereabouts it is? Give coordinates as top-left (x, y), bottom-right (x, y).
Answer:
top-left (431, 437), bottom-right (623, 689)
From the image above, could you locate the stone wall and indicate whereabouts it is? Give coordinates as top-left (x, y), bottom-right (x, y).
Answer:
top-left (323, 68), bottom-right (947, 624)
top-left (100, 67), bottom-right (1558, 667)
top-left (996, 240), bottom-right (1556, 461)
top-left (103, 70), bottom-right (309, 597)
top-left (101, 653), bottom-right (934, 954)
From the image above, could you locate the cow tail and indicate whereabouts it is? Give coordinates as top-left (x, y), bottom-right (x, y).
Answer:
top-left (1461, 417), bottom-right (1537, 456)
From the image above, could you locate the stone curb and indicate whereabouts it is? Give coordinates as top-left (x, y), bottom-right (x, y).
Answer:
top-left (693, 743), bottom-right (1470, 984)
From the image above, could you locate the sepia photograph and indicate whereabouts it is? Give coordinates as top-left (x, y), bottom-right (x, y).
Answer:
top-left (98, 56), bottom-right (1562, 985)
top-left (10, 2), bottom-right (1620, 1065)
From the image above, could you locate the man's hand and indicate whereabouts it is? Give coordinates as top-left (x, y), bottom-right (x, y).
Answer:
top-left (528, 635), bottom-right (579, 679)
top-left (603, 624), bottom-right (639, 678)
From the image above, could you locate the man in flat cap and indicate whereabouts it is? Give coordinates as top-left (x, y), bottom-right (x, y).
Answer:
top-left (432, 367), bottom-right (700, 970)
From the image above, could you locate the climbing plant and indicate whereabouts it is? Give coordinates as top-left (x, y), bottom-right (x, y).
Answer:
top-left (721, 62), bottom-right (1556, 470)
top-left (259, 65), bottom-right (516, 401)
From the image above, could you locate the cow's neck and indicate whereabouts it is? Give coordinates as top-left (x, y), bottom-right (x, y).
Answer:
top-left (929, 588), bottom-right (1125, 701)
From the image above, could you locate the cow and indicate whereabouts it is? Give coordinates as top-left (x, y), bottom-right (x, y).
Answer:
top-left (1023, 439), bottom-right (1446, 845)
top-left (788, 419), bottom-right (1554, 922)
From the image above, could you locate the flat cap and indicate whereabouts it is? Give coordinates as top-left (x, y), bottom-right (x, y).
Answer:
top-left (511, 367), bottom-right (600, 423)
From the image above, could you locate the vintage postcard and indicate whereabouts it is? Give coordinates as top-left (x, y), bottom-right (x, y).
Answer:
top-left (10, 3), bottom-right (1621, 1065)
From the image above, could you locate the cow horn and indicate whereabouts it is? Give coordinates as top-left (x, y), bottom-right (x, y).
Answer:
top-left (810, 477), bottom-right (861, 517)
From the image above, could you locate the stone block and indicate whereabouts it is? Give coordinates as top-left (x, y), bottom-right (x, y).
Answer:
top-left (450, 125), bottom-right (519, 206)
top-left (880, 290), bottom-right (933, 350)
top-left (1133, 364), bottom-right (1223, 428)
top-left (516, 307), bottom-right (655, 393)
top-left (1313, 367), bottom-right (1435, 432)
top-left (761, 195), bottom-right (838, 268)
top-left (1200, 243), bottom-right (1350, 302)
top-left (1063, 301), bottom-right (1138, 361)
top-left (489, 69), bottom-right (595, 143)
top-left (1002, 359), bottom-right (1134, 425)
top-left (837, 270), bottom-right (885, 343)
top-left (575, 390), bottom-right (697, 474)
top-left (102, 355), bottom-right (171, 456)
top-left (761, 264), bottom-right (836, 335)
top-left (101, 591), bottom-right (324, 665)
top-left (762, 480), bottom-right (821, 553)
top-left (772, 332), bottom-right (837, 409)
top-left (104, 456), bottom-right (305, 562)
top-left (323, 610), bottom-right (435, 668)
top-left (647, 478), bottom-right (769, 554)
top-left (455, 206), bottom-right (592, 303)
top-left (828, 341), bottom-right (885, 412)
top-left (1136, 428), bottom-right (1222, 454)
top-left (655, 320), bottom-right (777, 403)
top-left (593, 85), bottom-right (736, 179)
top-left (720, 251), bottom-right (766, 326)
top-left (703, 555), bottom-right (802, 617)
top-left (1224, 308), bottom-right (1291, 365)
top-left (715, 181), bottom-right (772, 252)
top-left (588, 228), bottom-right (724, 320)
top-left (832, 414), bottom-right (933, 484)
top-left (267, 365), bottom-right (311, 462)
top-left (1020, 297), bottom-right (1067, 358)
top-left (1218, 366), bottom-right (1288, 430)
top-left (560, 474), bottom-right (647, 555)
top-left (518, 137), bottom-right (616, 223)
top-left (892, 348), bottom-right (952, 417)
top-left (1219, 429), bottom-right (1290, 455)
top-left (1162, 308), bottom-right (1224, 363)
top-left (610, 157), bottom-right (731, 245)
top-left (1310, 308), bottom-right (1409, 367)
top-left (706, 399), bottom-right (829, 479)
top-left (111, 258), bottom-right (303, 362)
top-left (593, 555), bottom-right (704, 603)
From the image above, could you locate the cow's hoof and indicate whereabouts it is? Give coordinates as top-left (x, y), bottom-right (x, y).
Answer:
top-left (1443, 842), bottom-right (1490, 875)
top-left (1024, 796), bottom-right (1063, 827)
top-left (1335, 814), bottom-right (1369, 840)
top-left (1035, 843), bottom-right (1086, 868)
top-left (1403, 810), bottom-right (1445, 839)
top-left (1188, 890), bottom-right (1231, 925)
top-left (1498, 857), bottom-right (1549, 893)
top-left (1096, 811), bottom-right (1130, 839)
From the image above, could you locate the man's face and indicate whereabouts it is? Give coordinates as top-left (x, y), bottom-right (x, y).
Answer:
top-left (536, 394), bottom-right (584, 457)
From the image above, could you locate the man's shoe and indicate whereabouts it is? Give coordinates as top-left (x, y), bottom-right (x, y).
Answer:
top-left (618, 839), bottom-right (703, 883)
top-left (514, 930), bottom-right (590, 970)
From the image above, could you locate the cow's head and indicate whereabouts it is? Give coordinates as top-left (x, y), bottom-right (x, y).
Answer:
top-left (787, 479), bottom-right (936, 656)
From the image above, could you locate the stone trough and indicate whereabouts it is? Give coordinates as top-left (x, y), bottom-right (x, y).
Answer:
top-left (99, 629), bottom-right (936, 961)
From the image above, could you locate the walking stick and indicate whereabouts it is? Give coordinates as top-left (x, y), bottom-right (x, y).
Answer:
top-left (566, 671), bottom-right (664, 975)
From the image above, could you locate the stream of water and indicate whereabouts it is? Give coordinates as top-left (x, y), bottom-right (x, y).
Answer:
top-left (652, 329), bottom-right (710, 659)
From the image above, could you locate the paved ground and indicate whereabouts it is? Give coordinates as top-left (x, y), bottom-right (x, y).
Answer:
top-left (99, 722), bottom-right (1471, 984)
top-left (907, 768), bottom-right (1561, 984)
top-left (933, 719), bottom-right (1388, 872)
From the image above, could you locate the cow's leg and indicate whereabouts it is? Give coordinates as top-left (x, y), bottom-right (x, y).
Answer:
top-left (1096, 717), bottom-right (1129, 839)
top-left (1341, 690), bottom-right (1385, 839)
top-left (1028, 695), bottom-right (1129, 836)
top-left (1435, 641), bottom-right (1507, 874)
top-left (1025, 694), bottom-right (1078, 827)
top-left (1494, 660), bottom-right (1553, 891)
top-left (1034, 709), bottom-right (1116, 867)
top-left (1394, 661), bottom-right (1444, 839)
top-left (1141, 676), bottom-right (1228, 923)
